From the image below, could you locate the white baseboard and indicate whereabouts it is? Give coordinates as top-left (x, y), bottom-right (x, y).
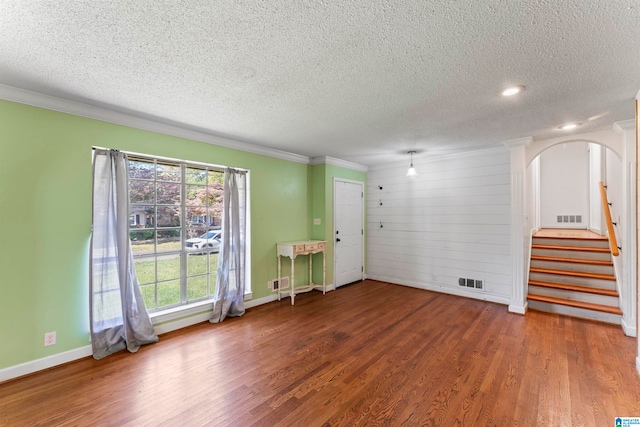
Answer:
top-left (272, 283), bottom-right (336, 299)
top-left (589, 227), bottom-right (602, 235)
top-left (508, 302), bottom-right (528, 315)
top-left (153, 311), bottom-right (211, 335)
top-left (0, 292), bottom-right (284, 383)
top-left (367, 275), bottom-right (510, 306)
top-left (621, 317), bottom-right (637, 337)
top-left (0, 345), bottom-right (92, 383)
top-left (245, 293), bottom-right (279, 308)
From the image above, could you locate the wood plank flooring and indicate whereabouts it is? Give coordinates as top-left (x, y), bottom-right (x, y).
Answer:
top-left (1, 280), bottom-right (639, 426)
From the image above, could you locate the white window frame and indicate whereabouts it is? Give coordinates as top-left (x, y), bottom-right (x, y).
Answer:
top-left (121, 150), bottom-right (251, 316)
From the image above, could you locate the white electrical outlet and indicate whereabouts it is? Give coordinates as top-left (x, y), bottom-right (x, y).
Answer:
top-left (44, 331), bottom-right (56, 346)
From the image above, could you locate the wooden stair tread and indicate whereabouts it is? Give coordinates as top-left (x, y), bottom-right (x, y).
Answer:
top-left (533, 235), bottom-right (608, 241)
top-left (529, 267), bottom-right (615, 281)
top-left (530, 255), bottom-right (613, 266)
top-left (531, 244), bottom-right (610, 253)
top-left (528, 280), bottom-right (619, 297)
top-left (527, 294), bottom-right (622, 315)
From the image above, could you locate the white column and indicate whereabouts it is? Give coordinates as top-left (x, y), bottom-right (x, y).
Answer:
top-left (634, 92), bottom-right (640, 372)
top-left (614, 118), bottom-right (637, 337)
top-left (504, 137), bottom-right (532, 314)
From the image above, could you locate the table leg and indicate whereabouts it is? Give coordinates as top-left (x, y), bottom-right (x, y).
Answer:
top-left (291, 256), bottom-right (295, 305)
top-left (309, 252), bottom-right (313, 287)
top-left (322, 249), bottom-right (326, 294)
top-left (277, 255), bottom-right (281, 301)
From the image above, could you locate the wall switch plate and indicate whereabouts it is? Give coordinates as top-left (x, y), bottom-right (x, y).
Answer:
top-left (314, 218), bottom-right (321, 225)
top-left (44, 331), bottom-right (56, 346)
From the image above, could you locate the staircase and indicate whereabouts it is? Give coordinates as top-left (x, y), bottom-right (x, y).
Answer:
top-left (527, 231), bottom-right (622, 324)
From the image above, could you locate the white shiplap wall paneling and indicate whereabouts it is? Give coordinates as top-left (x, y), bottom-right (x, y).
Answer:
top-left (366, 147), bottom-right (511, 304)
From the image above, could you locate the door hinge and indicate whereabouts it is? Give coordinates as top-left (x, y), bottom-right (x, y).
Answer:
top-left (361, 266), bottom-right (364, 272)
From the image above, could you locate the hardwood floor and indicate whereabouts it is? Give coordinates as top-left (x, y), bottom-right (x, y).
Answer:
top-left (1, 280), bottom-right (639, 426)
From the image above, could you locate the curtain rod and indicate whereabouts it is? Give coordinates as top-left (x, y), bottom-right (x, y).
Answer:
top-left (92, 146), bottom-right (249, 173)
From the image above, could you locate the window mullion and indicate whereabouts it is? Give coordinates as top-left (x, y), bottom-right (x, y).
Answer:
top-left (153, 159), bottom-right (159, 309)
top-left (180, 163), bottom-right (187, 304)
top-left (206, 168), bottom-right (211, 296)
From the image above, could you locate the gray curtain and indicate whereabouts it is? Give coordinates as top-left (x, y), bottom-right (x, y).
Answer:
top-left (211, 168), bottom-right (247, 323)
top-left (90, 149), bottom-right (158, 360)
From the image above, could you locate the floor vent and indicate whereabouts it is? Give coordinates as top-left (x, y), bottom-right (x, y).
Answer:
top-left (556, 215), bottom-right (583, 224)
top-left (458, 278), bottom-right (484, 290)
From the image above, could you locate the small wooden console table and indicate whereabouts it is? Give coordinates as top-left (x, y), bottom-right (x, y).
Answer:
top-left (277, 240), bottom-right (327, 305)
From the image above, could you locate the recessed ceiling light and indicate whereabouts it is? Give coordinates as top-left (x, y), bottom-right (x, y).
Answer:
top-left (501, 85), bottom-right (525, 96)
top-left (559, 123), bottom-right (580, 130)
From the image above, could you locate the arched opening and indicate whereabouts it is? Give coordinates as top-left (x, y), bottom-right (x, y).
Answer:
top-left (520, 136), bottom-right (633, 334)
top-left (527, 140), bottom-right (622, 235)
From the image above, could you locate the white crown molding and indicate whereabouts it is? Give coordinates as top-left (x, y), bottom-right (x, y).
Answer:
top-left (310, 156), bottom-right (368, 172)
top-left (366, 146), bottom-right (507, 172)
top-left (413, 145), bottom-right (507, 162)
top-left (0, 84), bottom-right (310, 165)
top-left (503, 136), bottom-right (533, 148)
top-left (613, 119), bottom-right (635, 133)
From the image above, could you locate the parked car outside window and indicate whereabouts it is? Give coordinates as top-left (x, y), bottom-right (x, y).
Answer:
top-left (186, 230), bottom-right (222, 253)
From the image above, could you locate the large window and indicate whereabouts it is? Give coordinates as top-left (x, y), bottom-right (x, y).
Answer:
top-left (128, 156), bottom-right (225, 312)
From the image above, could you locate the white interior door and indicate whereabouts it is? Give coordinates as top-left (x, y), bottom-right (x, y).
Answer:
top-left (334, 179), bottom-right (364, 287)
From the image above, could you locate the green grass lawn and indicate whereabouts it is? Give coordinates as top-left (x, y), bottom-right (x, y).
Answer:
top-left (131, 240), bottom-right (181, 253)
top-left (135, 252), bottom-right (219, 310)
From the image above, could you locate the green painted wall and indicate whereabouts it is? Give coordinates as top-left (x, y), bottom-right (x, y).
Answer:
top-left (0, 100), bottom-right (322, 369)
top-left (309, 164), bottom-right (367, 284)
top-left (310, 164), bottom-right (327, 240)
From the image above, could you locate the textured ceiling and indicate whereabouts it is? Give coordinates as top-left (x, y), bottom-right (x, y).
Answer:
top-left (1, 1), bottom-right (639, 165)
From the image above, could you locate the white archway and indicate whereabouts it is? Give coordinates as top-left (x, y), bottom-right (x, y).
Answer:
top-left (529, 140), bottom-right (622, 234)
top-left (505, 124), bottom-right (636, 339)
top-left (525, 129), bottom-right (623, 167)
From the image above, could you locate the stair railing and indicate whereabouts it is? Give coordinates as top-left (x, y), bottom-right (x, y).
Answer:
top-left (598, 181), bottom-right (620, 256)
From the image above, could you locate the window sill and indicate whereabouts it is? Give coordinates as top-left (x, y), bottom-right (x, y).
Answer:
top-left (150, 292), bottom-right (253, 325)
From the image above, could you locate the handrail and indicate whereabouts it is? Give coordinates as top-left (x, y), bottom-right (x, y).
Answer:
top-left (599, 181), bottom-right (619, 256)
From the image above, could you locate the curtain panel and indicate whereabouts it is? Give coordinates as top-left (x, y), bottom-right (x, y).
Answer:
top-left (90, 149), bottom-right (158, 359)
top-left (211, 168), bottom-right (248, 323)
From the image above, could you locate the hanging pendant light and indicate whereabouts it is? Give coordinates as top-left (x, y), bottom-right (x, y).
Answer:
top-left (406, 151), bottom-right (418, 177)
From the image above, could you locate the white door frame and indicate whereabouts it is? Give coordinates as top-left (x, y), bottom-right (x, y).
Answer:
top-left (333, 178), bottom-right (365, 287)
